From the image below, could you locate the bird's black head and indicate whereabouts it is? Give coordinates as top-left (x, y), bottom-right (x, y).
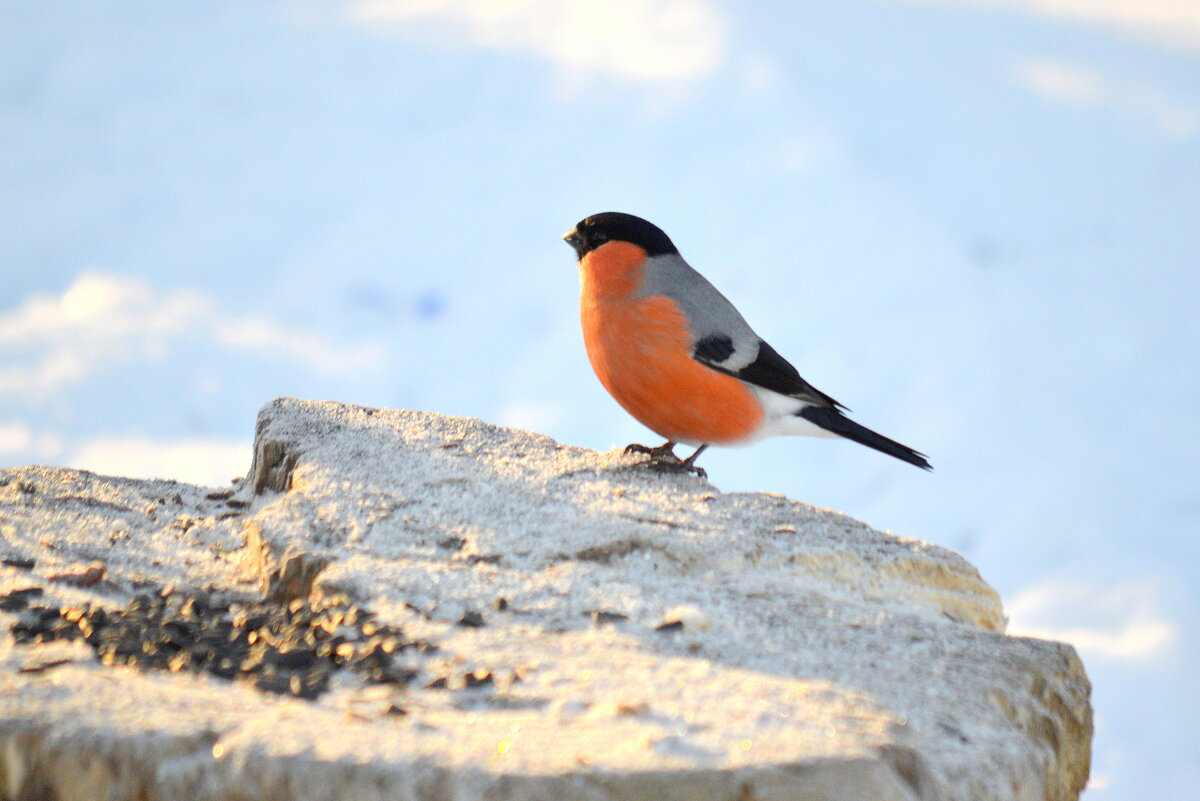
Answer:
top-left (562, 212), bottom-right (679, 260)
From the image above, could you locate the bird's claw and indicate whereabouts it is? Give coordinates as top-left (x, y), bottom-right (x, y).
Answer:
top-left (623, 442), bottom-right (707, 479)
top-left (623, 442), bottom-right (677, 460)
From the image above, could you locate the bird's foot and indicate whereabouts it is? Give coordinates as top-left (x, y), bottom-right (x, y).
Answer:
top-left (623, 441), bottom-right (708, 479)
top-left (624, 441), bottom-right (678, 460)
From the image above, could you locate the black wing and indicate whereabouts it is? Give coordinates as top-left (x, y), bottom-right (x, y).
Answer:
top-left (693, 336), bottom-right (847, 411)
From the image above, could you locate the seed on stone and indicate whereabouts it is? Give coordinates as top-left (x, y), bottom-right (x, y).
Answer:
top-left (255, 673), bottom-right (290, 694)
top-left (8, 586), bottom-right (439, 702)
top-left (266, 648), bottom-right (316, 670)
top-left (379, 665), bottom-right (417, 685)
top-left (209, 658), bottom-right (238, 678)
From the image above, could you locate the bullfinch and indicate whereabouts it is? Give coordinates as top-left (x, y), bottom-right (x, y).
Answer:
top-left (563, 211), bottom-right (931, 478)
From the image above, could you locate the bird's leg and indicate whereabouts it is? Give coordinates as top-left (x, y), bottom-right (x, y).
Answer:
top-left (677, 444), bottom-right (709, 479)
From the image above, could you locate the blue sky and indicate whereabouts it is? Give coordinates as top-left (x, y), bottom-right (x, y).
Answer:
top-left (3, 1), bottom-right (1199, 796)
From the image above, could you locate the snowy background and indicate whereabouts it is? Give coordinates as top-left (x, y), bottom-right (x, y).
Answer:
top-left (2, 1), bottom-right (1197, 796)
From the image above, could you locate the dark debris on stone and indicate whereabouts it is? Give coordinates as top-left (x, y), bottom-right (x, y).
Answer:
top-left (0, 587), bottom-right (46, 611)
top-left (463, 669), bottom-right (494, 689)
top-left (8, 588), bottom-right (438, 700)
top-left (18, 657), bottom-right (74, 674)
top-left (423, 668), bottom-right (496, 691)
top-left (457, 610), bottom-right (486, 628)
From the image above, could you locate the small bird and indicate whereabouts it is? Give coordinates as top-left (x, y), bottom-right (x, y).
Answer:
top-left (563, 211), bottom-right (931, 478)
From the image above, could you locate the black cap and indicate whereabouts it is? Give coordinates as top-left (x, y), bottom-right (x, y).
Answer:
top-left (563, 212), bottom-right (679, 260)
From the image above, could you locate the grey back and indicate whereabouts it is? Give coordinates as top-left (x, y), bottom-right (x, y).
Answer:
top-left (635, 253), bottom-right (761, 371)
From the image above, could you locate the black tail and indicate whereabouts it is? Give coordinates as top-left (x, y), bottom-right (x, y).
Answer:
top-left (799, 406), bottom-right (932, 470)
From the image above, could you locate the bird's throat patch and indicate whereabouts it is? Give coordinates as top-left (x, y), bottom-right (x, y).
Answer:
top-left (580, 241), bottom-right (649, 298)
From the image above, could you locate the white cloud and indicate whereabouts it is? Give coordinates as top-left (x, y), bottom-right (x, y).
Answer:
top-left (1, 420), bottom-right (243, 486)
top-left (902, 0), bottom-right (1200, 52)
top-left (214, 318), bottom-right (386, 376)
top-left (66, 435), bottom-right (251, 488)
top-left (1012, 57), bottom-right (1199, 138)
top-left (350, 0), bottom-right (725, 82)
top-left (0, 272), bottom-right (386, 399)
top-left (0, 421), bottom-right (63, 459)
top-left (1014, 59), bottom-right (1102, 103)
top-left (1006, 578), bottom-right (1178, 662)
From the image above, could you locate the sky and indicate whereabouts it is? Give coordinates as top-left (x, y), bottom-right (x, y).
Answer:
top-left (2, 1), bottom-right (1198, 797)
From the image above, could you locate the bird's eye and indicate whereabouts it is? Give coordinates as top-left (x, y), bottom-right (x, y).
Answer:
top-left (591, 230), bottom-right (609, 245)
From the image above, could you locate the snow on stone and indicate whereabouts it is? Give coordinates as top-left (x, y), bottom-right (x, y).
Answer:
top-left (0, 398), bottom-right (1091, 800)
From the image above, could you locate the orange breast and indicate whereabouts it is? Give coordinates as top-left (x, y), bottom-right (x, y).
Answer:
top-left (579, 245), bottom-right (763, 445)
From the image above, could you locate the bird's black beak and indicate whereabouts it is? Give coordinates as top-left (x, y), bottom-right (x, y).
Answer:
top-left (563, 229), bottom-right (587, 260)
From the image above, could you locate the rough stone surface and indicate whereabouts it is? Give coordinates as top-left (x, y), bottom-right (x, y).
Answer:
top-left (0, 397), bottom-right (1092, 801)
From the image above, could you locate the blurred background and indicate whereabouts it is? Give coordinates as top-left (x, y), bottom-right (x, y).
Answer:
top-left (2, 1), bottom-right (1197, 796)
